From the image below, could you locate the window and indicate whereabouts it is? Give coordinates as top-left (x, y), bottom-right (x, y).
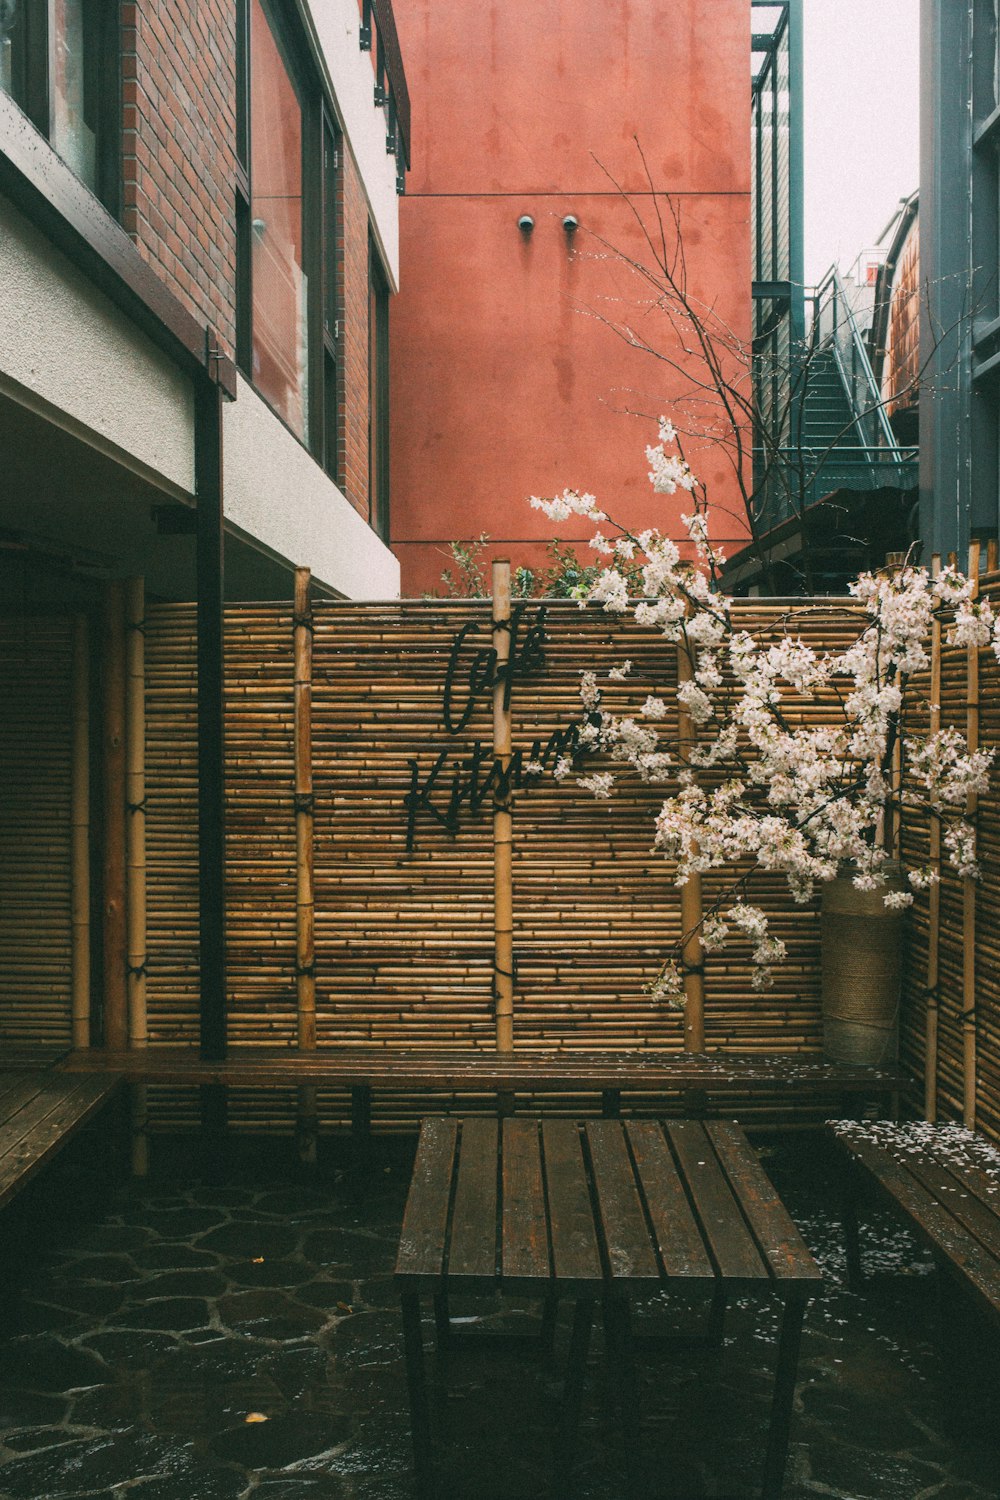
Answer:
top-left (0, 1), bottom-right (118, 210)
top-left (236, 0), bottom-right (340, 469)
top-left (369, 243), bottom-right (389, 540)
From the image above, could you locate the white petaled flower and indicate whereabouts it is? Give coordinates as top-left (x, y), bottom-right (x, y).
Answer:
top-left (523, 760), bottom-right (543, 776)
top-left (523, 424), bottom-right (995, 1001)
top-left (577, 772), bottom-right (614, 799)
top-left (883, 890), bottom-right (914, 910)
top-left (579, 671), bottom-right (600, 710)
top-left (607, 660), bottom-right (633, 681)
top-left (676, 679), bottom-right (713, 724)
top-left (648, 960), bottom-right (683, 1007)
top-left (701, 915), bottom-right (729, 953)
top-left (589, 532), bottom-right (615, 556)
top-left (552, 756), bottom-right (573, 782)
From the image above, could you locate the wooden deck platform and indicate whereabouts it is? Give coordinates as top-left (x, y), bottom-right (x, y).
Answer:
top-left (0, 1061), bottom-right (123, 1211)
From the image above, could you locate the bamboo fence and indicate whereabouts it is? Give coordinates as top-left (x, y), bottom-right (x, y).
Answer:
top-left (135, 593), bottom-right (869, 1132)
top-left (0, 617), bottom-right (75, 1047)
top-left (901, 568), bottom-right (1000, 1145)
top-left (6, 580), bottom-right (1000, 1144)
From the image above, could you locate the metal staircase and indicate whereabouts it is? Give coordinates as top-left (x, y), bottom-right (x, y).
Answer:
top-left (753, 267), bottom-right (918, 546)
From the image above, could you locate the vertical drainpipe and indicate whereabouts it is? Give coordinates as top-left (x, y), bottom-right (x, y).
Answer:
top-left (195, 344), bottom-right (227, 1067)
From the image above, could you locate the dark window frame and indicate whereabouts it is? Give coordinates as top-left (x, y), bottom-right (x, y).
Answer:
top-left (369, 238), bottom-right (390, 541)
top-left (0, 1), bottom-right (120, 214)
top-left (235, 0), bottom-right (341, 477)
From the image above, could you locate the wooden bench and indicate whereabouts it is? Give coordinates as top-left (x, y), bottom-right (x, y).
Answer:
top-left (396, 1116), bottom-right (821, 1499)
top-left (63, 1046), bottom-right (909, 1155)
top-left (0, 1067), bottom-right (124, 1211)
top-left (831, 1120), bottom-right (1000, 1326)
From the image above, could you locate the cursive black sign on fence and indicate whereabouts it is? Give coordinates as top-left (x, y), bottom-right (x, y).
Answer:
top-left (406, 602), bottom-right (581, 851)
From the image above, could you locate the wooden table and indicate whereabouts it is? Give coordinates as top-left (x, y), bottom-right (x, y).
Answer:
top-left (395, 1116), bottom-right (821, 1498)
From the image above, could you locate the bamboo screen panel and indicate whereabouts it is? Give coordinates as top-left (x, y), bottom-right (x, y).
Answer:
top-left (0, 616), bottom-right (74, 1045)
top-left (145, 606), bottom-right (200, 1043)
top-left (509, 605), bottom-right (683, 1049)
top-left (145, 605), bottom-right (298, 1046)
top-left (901, 575), bottom-right (1000, 1144)
top-left (312, 602), bottom-right (495, 1048)
top-left (142, 595), bottom-right (874, 1062)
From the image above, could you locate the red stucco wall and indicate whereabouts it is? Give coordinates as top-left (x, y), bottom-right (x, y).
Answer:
top-left (389, 0), bottom-right (752, 596)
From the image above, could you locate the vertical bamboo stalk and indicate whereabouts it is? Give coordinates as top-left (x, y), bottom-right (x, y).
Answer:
top-left (71, 614), bottom-right (91, 1050)
top-left (677, 640), bottom-right (705, 1052)
top-left (294, 568), bottom-right (318, 1162)
top-left (925, 555), bottom-right (942, 1122)
top-left (102, 580), bottom-right (128, 1052)
top-left (126, 578), bottom-right (147, 1049)
top-left (125, 580), bottom-right (148, 1175)
top-left (493, 561), bottom-right (515, 1053)
top-left (988, 538), bottom-right (999, 574)
top-left (963, 541), bottom-right (981, 1129)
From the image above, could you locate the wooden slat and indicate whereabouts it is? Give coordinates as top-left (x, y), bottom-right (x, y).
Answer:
top-left (60, 1046), bottom-right (908, 1093)
top-left (395, 1117), bottom-right (458, 1287)
top-left (626, 1121), bottom-right (714, 1281)
top-left (667, 1121), bottom-right (767, 1284)
top-left (0, 1076), bottom-right (121, 1208)
top-left (837, 1132), bottom-right (1000, 1316)
top-left (501, 1118), bottom-right (550, 1290)
top-left (904, 1154), bottom-right (1000, 1264)
top-left (447, 1116), bottom-right (498, 1287)
top-left (585, 1119), bottom-right (660, 1287)
top-left (707, 1121), bottom-right (821, 1285)
top-left (541, 1120), bottom-right (603, 1290)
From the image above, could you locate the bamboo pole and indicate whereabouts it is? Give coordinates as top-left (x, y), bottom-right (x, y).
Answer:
top-left (493, 560), bottom-right (515, 1053)
top-left (925, 555), bottom-right (942, 1122)
top-left (125, 580), bottom-right (149, 1175)
top-left (294, 568), bottom-right (318, 1163)
top-left (102, 581), bottom-right (128, 1052)
top-left (963, 540), bottom-right (981, 1129)
top-left (71, 614), bottom-right (91, 1050)
top-left (677, 638), bottom-right (705, 1052)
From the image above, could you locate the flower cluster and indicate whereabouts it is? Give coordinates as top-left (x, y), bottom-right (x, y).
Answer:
top-left (529, 424), bottom-right (999, 1002)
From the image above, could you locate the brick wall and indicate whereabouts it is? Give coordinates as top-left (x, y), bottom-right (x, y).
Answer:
top-left (119, 1), bottom-right (377, 514)
top-left (121, 0), bottom-right (239, 356)
top-left (339, 144), bottom-right (372, 520)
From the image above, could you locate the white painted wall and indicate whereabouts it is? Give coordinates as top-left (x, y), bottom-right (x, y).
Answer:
top-left (224, 374), bottom-right (400, 598)
top-left (0, 194), bottom-right (195, 492)
top-left (299, 0), bottom-right (400, 287)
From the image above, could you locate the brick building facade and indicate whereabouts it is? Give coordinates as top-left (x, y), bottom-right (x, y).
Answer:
top-left (0, 0), bottom-right (405, 597)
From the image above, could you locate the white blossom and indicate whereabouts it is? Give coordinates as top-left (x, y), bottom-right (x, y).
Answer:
top-left (577, 772), bottom-right (614, 799)
top-left (522, 424), bottom-right (995, 1000)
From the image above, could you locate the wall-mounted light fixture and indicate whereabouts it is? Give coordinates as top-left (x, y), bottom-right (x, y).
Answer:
top-left (562, 214), bottom-right (579, 233)
top-left (517, 214), bottom-right (534, 233)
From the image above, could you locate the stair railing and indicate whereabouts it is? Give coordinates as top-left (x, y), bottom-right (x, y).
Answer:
top-left (809, 268), bottom-right (900, 464)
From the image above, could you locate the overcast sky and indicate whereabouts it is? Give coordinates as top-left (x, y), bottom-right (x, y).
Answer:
top-left (803, 0), bottom-right (919, 283)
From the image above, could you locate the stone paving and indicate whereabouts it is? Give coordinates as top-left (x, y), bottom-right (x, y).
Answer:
top-left (0, 1130), bottom-right (997, 1499)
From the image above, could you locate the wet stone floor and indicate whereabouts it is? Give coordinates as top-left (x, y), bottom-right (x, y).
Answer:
top-left (0, 1129), bottom-right (997, 1500)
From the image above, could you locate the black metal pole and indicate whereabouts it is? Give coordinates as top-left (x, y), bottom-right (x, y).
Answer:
top-left (195, 367), bottom-right (227, 1064)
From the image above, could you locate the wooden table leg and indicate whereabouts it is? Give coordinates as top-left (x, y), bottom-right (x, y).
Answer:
top-left (552, 1297), bottom-right (594, 1496)
top-left (842, 1170), bottom-right (864, 1290)
top-left (433, 1290), bottom-right (451, 1352)
top-left (707, 1285), bottom-right (727, 1345)
top-left (603, 1295), bottom-right (643, 1497)
top-left (761, 1295), bottom-right (806, 1500)
top-left (351, 1085), bottom-right (373, 1170)
top-left (400, 1293), bottom-right (435, 1498)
